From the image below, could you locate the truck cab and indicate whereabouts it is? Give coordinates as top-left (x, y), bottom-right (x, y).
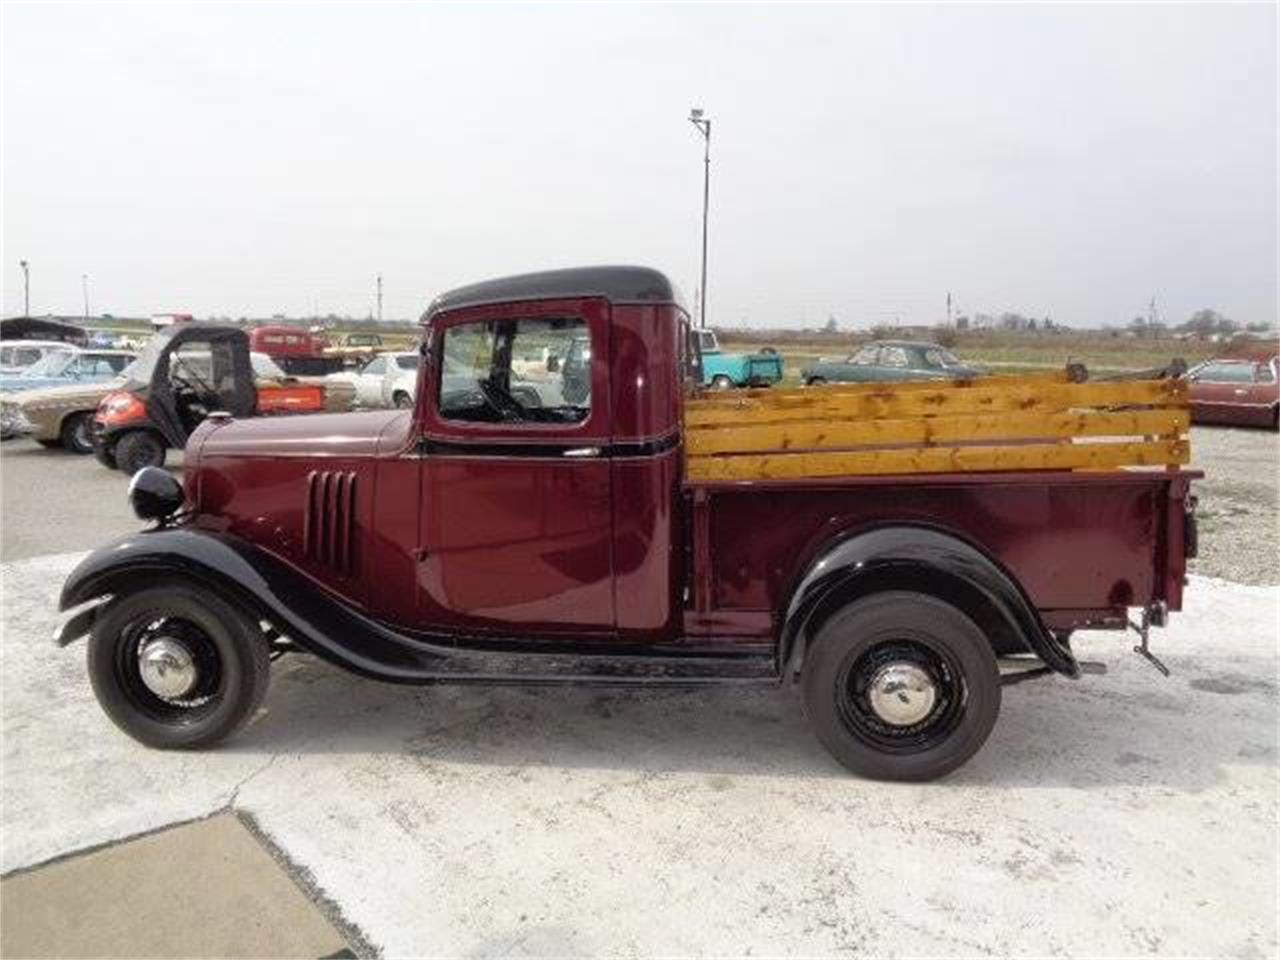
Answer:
top-left (56, 266), bottom-right (1198, 781)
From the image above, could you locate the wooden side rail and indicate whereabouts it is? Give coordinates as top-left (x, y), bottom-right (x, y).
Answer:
top-left (684, 373), bottom-right (1189, 483)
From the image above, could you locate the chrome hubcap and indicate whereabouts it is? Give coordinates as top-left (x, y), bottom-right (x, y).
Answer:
top-left (867, 661), bottom-right (937, 727)
top-left (137, 636), bottom-right (198, 700)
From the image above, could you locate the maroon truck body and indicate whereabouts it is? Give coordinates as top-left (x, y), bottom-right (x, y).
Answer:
top-left (59, 267), bottom-right (1201, 779)
top-left (185, 276), bottom-right (1195, 647)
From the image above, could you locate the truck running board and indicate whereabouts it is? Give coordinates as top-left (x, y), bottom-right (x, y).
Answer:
top-left (282, 641), bottom-right (782, 687)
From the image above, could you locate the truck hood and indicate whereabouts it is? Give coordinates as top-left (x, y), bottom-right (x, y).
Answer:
top-left (197, 408), bottom-right (411, 458)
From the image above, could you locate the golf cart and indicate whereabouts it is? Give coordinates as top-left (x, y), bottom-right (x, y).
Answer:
top-left (92, 323), bottom-right (334, 473)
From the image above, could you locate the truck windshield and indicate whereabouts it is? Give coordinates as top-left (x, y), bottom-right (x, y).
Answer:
top-left (439, 317), bottom-right (590, 425)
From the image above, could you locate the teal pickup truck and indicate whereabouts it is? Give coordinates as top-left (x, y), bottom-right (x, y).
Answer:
top-left (697, 330), bottom-right (784, 389)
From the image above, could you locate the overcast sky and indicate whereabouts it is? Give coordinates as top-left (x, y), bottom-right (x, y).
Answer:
top-left (3, 2), bottom-right (1276, 328)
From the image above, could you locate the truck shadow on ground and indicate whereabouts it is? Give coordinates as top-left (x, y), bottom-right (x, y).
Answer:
top-left (226, 650), bottom-right (1277, 790)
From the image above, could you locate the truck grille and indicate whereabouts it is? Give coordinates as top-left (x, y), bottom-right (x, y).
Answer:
top-left (303, 470), bottom-right (358, 575)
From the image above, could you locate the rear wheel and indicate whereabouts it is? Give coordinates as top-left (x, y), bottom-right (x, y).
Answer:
top-left (87, 584), bottom-right (270, 749)
top-left (392, 390), bottom-right (414, 409)
top-left (59, 413), bottom-right (94, 454)
top-left (807, 376), bottom-right (827, 386)
top-left (801, 591), bottom-right (1001, 781)
top-left (115, 430), bottom-right (167, 474)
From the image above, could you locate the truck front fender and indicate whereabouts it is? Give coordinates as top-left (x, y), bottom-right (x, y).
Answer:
top-left (779, 525), bottom-right (1079, 679)
top-left (56, 528), bottom-right (458, 682)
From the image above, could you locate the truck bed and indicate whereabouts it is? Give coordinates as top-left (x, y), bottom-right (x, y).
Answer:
top-left (684, 370), bottom-right (1189, 482)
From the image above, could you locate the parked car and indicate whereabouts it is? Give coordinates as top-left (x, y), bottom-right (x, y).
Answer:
top-left (1187, 355), bottom-right (1279, 428)
top-left (1, 362), bottom-right (136, 451)
top-left (0, 340), bottom-right (75, 376)
top-left (696, 330), bottom-right (783, 389)
top-left (55, 266), bottom-right (1198, 783)
top-left (92, 324), bottom-right (355, 473)
top-left (801, 340), bottom-right (983, 385)
top-left (329, 352), bottom-right (420, 408)
top-left (0, 348), bottom-right (137, 393)
top-left (249, 325), bottom-right (345, 376)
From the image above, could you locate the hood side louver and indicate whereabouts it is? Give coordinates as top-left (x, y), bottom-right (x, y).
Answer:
top-left (303, 470), bottom-right (357, 576)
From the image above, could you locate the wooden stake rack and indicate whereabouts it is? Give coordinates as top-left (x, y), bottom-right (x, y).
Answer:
top-left (684, 368), bottom-right (1190, 484)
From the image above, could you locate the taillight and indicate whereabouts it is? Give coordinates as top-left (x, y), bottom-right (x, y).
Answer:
top-left (97, 391), bottom-right (146, 425)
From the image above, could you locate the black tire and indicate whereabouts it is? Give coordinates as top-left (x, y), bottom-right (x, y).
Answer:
top-left (93, 439), bottom-right (118, 470)
top-left (59, 413), bottom-right (94, 454)
top-left (807, 376), bottom-right (827, 386)
top-left (87, 583), bottom-right (270, 749)
top-left (36, 438), bottom-right (62, 449)
top-left (392, 391), bottom-right (414, 409)
top-left (115, 430), bottom-right (167, 474)
top-left (710, 374), bottom-right (733, 390)
top-left (801, 591), bottom-right (1001, 781)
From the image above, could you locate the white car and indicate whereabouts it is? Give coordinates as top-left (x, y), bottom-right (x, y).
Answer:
top-left (0, 340), bottom-right (76, 376)
top-left (329, 351), bottom-right (419, 408)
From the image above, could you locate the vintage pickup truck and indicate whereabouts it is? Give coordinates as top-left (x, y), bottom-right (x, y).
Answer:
top-left (55, 267), bottom-right (1198, 781)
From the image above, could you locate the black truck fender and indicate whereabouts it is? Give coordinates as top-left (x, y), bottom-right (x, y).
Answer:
top-left (777, 524), bottom-right (1079, 679)
top-left (55, 527), bottom-right (461, 682)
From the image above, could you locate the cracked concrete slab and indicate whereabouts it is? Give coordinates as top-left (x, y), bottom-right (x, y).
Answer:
top-left (2, 551), bottom-right (1277, 957)
top-left (0, 813), bottom-right (349, 959)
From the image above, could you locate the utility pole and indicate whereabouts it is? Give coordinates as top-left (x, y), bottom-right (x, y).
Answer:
top-left (376, 274), bottom-right (383, 322)
top-left (19, 260), bottom-right (30, 316)
top-left (946, 291), bottom-right (953, 327)
top-left (82, 274), bottom-right (91, 320)
top-left (688, 108), bottom-right (711, 328)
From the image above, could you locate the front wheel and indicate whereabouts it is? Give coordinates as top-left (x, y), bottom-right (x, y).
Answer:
top-left (801, 591), bottom-right (1000, 781)
top-left (710, 374), bottom-right (733, 390)
top-left (87, 584), bottom-right (270, 749)
top-left (115, 430), bottom-right (167, 474)
top-left (806, 376), bottom-right (827, 386)
top-left (60, 412), bottom-right (94, 454)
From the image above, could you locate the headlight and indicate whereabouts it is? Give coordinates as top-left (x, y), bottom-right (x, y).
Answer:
top-left (128, 466), bottom-right (184, 522)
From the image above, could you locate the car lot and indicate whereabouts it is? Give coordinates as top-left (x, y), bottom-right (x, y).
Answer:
top-left (0, 425), bottom-right (1276, 956)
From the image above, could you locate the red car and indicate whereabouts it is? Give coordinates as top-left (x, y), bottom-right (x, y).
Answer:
top-left (248, 325), bottom-right (343, 376)
top-left (1188, 355), bottom-right (1279, 428)
top-left (54, 267), bottom-right (1199, 781)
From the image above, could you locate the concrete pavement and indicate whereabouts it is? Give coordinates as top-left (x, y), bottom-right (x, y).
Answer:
top-left (2, 551), bottom-right (1277, 957)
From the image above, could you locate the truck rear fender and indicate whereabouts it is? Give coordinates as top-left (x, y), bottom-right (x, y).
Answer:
top-left (779, 525), bottom-right (1079, 679)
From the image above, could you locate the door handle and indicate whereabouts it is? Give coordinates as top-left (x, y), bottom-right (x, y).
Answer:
top-left (563, 446), bottom-right (602, 458)
top-left (1234, 389), bottom-right (1248, 395)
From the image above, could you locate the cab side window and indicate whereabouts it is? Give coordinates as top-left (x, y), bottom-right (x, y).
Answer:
top-left (880, 346), bottom-right (910, 368)
top-left (439, 317), bottom-right (590, 425)
top-left (850, 346), bottom-right (878, 365)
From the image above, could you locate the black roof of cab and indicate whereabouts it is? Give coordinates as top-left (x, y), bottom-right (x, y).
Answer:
top-left (423, 266), bottom-right (684, 322)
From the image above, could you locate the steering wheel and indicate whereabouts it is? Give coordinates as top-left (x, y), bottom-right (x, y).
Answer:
top-left (478, 378), bottom-right (525, 421)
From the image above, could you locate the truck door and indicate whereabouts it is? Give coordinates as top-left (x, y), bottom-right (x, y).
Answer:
top-left (415, 298), bottom-right (615, 637)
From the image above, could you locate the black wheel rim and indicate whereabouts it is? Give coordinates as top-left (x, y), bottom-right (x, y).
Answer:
top-left (835, 639), bottom-right (966, 753)
top-left (112, 613), bottom-right (225, 725)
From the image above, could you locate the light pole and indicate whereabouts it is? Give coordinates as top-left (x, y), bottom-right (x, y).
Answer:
top-left (19, 260), bottom-right (30, 316)
top-left (376, 274), bottom-right (383, 322)
top-left (689, 108), bottom-right (711, 328)
top-left (82, 273), bottom-right (91, 320)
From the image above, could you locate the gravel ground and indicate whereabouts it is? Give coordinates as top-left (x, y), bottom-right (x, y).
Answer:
top-left (1186, 425), bottom-right (1279, 585)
